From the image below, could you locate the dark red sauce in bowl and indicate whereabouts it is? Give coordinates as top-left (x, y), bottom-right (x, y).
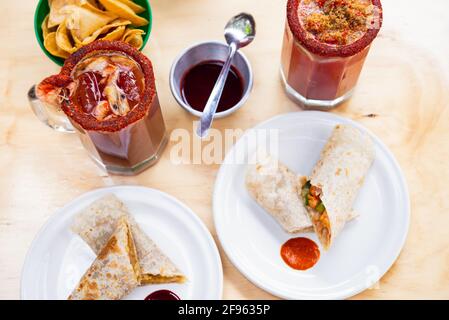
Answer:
top-left (180, 60), bottom-right (244, 113)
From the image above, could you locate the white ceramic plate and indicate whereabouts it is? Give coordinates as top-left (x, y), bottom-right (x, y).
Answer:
top-left (22, 186), bottom-right (223, 300)
top-left (213, 111), bottom-right (410, 300)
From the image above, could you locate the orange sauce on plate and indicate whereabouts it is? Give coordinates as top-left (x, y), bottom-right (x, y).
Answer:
top-left (281, 237), bottom-right (320, 270)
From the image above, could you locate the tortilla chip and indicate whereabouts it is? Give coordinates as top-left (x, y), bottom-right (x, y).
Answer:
top-left (68, 217), bottom-right (140, 300)
top-left (41, 15), bottom-right (54, 39)
top-left (44, 32), bottom-right (70, 59)
top-left (98, 0), bottom-right (149, 26)
top-left (123, 32), bottom-right (143, 49)
top-left (81, 18), bottom-right (131, 45)
top-left (55, 20), bottom-right (78, 53)
top-left (122, 28), bottom-right (144, 39)
top-left (71, 194), bottom-right (186, 285)
top-left (48, 0), bottom-right (77, 28)
top-left (80, 0), bottom-right (114, 16)
top-left (101, 25), bottom-right (127, 41)
top-left (122, 28), bottom-right (144, 49)
top-left (116, 0), bottom-right (145, 13)
top-left (85, 0), bottom-right (101, 7)
top-left (62, 3), bottom-right (117, 40)
top-left (70, 28), bottom-right (84, 47)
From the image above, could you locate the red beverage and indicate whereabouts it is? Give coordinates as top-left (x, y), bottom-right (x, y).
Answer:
top-left (36, 41), bottom-right (167, 175)
top-left (281, 0), bottom-right (383, 109)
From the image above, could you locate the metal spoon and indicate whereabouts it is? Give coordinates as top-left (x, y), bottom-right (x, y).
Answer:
top-left (196, 13), bottom-right (256, 138)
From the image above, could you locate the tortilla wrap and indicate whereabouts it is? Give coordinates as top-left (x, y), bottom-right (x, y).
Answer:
top-left (71, 194), bottom-right (185, 284)
top-left (68, 217), bottom-right (140, 300)
top-left (246, 155), bottom-right (358, 233)
top-left (305, 124), bottom-right (375, 249)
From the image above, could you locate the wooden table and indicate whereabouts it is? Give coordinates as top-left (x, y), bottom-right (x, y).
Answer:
top-left (1, 0), bottom-right (448, 300)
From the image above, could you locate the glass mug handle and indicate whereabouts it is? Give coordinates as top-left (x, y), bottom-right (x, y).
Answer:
top-left (28, 85), bottom-right (75, 133)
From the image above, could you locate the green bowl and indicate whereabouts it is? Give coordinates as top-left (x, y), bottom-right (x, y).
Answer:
top-left (34, 0), bottom-right (153, 66)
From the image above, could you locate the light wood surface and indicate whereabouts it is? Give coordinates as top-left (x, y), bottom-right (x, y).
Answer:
top-left (0, 0), bottom-right (448, 300)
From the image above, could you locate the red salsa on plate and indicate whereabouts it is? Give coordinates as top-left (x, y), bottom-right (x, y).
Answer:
top-left (281, 237), bottom-right (320, 270)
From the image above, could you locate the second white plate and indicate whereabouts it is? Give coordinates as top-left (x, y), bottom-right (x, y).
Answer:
top-left (213, 111), bottom-right (410, 300)
top-left (22, 186), bottom-right (223, 300)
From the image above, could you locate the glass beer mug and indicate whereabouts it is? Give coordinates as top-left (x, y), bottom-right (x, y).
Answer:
top-left (29, 41), bottom-right (167, 175)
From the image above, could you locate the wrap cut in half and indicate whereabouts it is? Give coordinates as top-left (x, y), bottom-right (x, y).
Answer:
top-left (246, 155), bottom-right (358, 234)
top-left (71, 194), bottom-right (186, 285)
top-left (68, 216), bottom-right (140, 300)
top-left (301, 124), bottom-right (375, 250)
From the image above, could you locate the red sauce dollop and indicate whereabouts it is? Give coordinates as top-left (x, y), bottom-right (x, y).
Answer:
top-left (144, 290), bottom-right (180, 300)
top-left (280, 237), bottom-right (320, 270)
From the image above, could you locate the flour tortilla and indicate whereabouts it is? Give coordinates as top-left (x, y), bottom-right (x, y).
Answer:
top-left (307, 124), bottom-right (375, 249)
top-left (71, 194), bottom-right (186, 284)
top-left (246, 155), bottom-right (358, 233)
top-left (68, 217), bottom-right (140, 300)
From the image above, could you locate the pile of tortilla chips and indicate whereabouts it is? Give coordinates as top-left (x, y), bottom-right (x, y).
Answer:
top-left (42, 0), bottom-right (148, 59)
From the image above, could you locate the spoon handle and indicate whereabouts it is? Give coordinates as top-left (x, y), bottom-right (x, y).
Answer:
top-left (197, 42), bottom-right (238, 138)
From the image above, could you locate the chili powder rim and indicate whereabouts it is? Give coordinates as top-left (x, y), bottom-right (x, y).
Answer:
top-left (59, 41), bottom-right (157, 132)
top-left (287, 0), bottom-right (383, 58)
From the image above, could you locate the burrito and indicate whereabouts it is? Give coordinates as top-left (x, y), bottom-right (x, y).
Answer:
top-left (69, 217), bottom-right (140, 300)
top-left (300, 124), bottom-right (375, 249)
top-left (246, 155), bottom-right (358, 233)
top-left (71, 194), bottom-right (186, 284)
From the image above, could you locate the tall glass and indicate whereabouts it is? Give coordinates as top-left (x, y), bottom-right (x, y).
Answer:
top-left (29, 41), bottom-right (167, 175)
top-left (281, 0), bottom-right (383, 110)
